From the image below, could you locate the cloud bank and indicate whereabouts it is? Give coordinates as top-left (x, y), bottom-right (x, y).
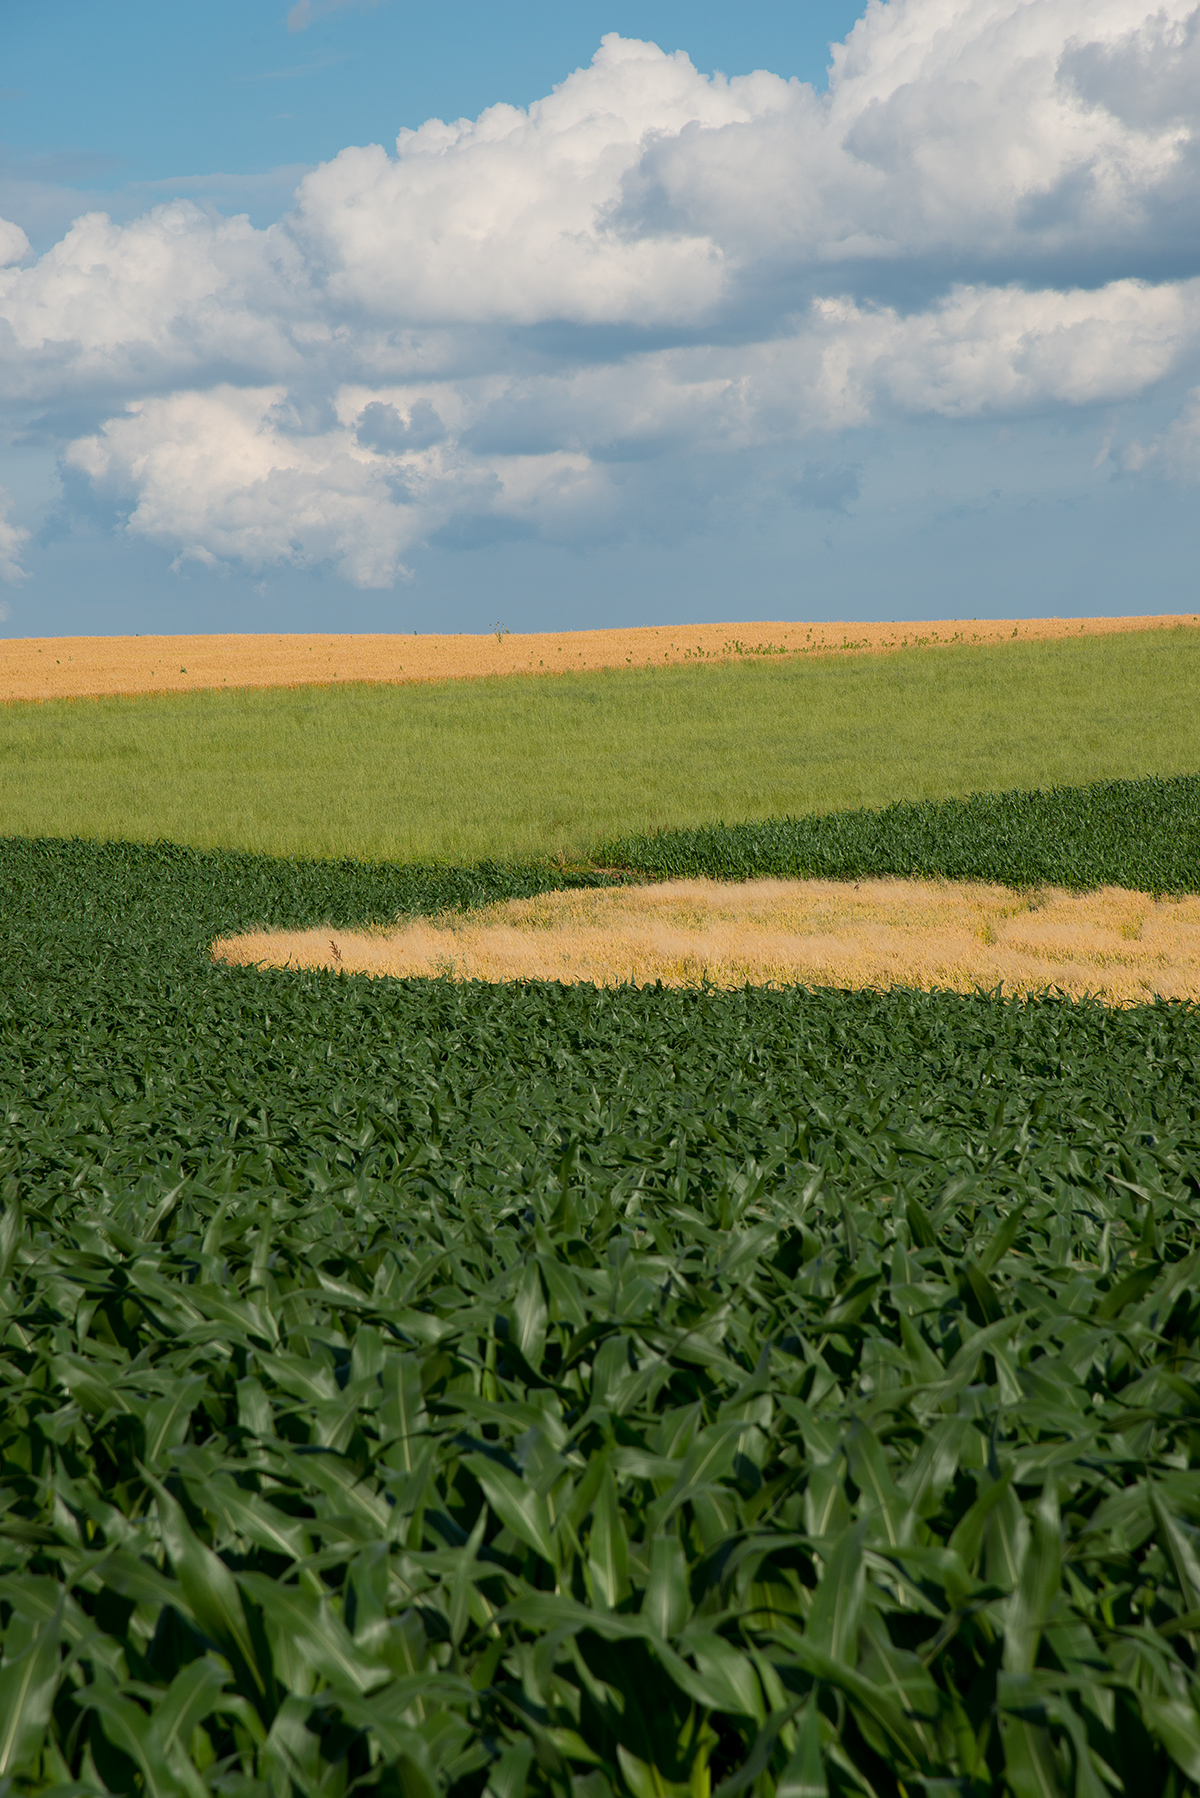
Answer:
top-left (3, 0), bottom-right (1199, 587)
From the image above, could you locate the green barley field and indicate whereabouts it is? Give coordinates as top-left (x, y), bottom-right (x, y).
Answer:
top-left (1, 628), bottom-right (1198, 861)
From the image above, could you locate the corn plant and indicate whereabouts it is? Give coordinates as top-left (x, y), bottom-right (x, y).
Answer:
top-left (1, 793), bottom-right (1200, 1798)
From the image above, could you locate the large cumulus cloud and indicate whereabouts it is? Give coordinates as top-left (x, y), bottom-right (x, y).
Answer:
top-left (2, 1), bottom-right (1200, 587)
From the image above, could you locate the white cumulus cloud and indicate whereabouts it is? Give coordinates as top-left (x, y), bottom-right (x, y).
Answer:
top-left (1120, 384), bottom-right (1200, 477)
top-left (2, 0), bottom-right (1199, 585)
top-left (0, 487), bottom-right (30, 584)
top-left (65, 388), bottom-right (422, 588)
top-left (0, 219), bottom-right (29, 268)
top-left (288, 35), bottom-right (789, 327)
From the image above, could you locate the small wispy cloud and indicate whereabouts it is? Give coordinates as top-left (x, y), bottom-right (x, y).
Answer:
top-left (235, 52), bottom-right (350, 83)
top-left (134, 164), bottom-right (312, 195)
top-left (0, 144), bottom-right (122, 181)
top-left (287, 0), bottom-right (381, 33)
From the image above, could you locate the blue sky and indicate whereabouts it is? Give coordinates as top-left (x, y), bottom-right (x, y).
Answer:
top-left (1, 0), bottom-right (1198, 637)
top-left (4, 2), bottom-right (864, 236)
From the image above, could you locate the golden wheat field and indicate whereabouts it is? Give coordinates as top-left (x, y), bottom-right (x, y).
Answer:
top-left (212, 876), bottom-right (1200, 1005)
top-left (1, 611), bottom-right (1196, 702)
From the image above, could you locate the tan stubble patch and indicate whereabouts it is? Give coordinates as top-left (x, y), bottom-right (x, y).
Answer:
top-left (212, 876), bottom-right (1200, 1005)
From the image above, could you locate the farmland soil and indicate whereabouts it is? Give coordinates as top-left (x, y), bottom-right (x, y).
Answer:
top-left (2, 610), bottom-right (1198, 701)
top-left (213, 873), bottom-right (1200, 1004)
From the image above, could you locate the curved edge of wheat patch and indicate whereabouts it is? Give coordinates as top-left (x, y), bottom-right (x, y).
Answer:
top-left (211, 874), bottom-right (1200, 1004)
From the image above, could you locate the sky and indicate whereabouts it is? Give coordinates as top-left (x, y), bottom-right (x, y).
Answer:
top-left (1, 0), bottom-right (1198, 638)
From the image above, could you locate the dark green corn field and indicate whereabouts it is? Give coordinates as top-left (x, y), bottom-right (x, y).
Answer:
top-left (4, 776), bottom-right (1200, 1798)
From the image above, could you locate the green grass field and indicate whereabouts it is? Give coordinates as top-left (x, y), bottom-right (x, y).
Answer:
top-left (2, 629), bottom-right (1198, 861)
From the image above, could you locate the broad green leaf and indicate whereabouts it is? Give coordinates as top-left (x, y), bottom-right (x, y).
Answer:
top-left (87, 1541), bottom-right (183, 1612)
top-left (976, 1194), bottom-right (1032, 1276)
top-left (51, 1351), bottom-right (128, 1417)
top-left (858, 1618), bottom-right (939, 1725)
top-left (896, 1312), bottom-right (944, 1385)
top-left (0, 1194), bottom-right (23, 1281)
top-left (150, 1657), bottom-right (230, 1761)
top-left (1142, 1695), bottom-right (1200, 1783)
top-left (805, 1519), bottom-right (867, 1664)
top-left (958, 1258), bottom-right (1004, 1327)
top-left (256, 1347), bottom-right (338, 1403)
top-left (236, 1374), bottom-right (274, 1437)
top-left (238, 1571), bottom-right (388, 1694)
top-left (339, 1684), bottom-right (469, 1777)
top-left (1151, 1488), bottom-right (1200, 1615)
top-left (588, 1466), bottom-right (630, 1610)
top-left (274, 1443), bottom-right (390, 1533)
top-left (776, 1701), bottom-right (827, 1798)
top-left (0, 1603), bottom-right (61, 1777)
top-left (82, 1685), bottom-right (189, 1798)
top-left (905, 1199), bottom-right (937, 1250)
top-left (780, 1632), bottom-right (927, 1770)
top-left (682, 1632), bottom-right (764, 1721)
top-left (448, 1506), bottom-right (488, 1648)
top-left (644, 1533), bottom-right (688, 1639)
top-left (897, 1415), bottom-right (968, 1515)
top-left (262, 1692), bottom-right (326, 1798)
top-left (985, 1478), bottom-right (1031, 1595)
top-left (463, 1453), bottom-right (556, 1564)
top-left (487, 1738), bottom-right (535, 1798)
top-left (998, 1708), bottom-right (1065, 1798)
top-left (192, 1473), bottom-right (313, 1561)
top-left (845, 1421), bottom-right (899, 1511)
top-left (1095, 1262), bottom-right (1160, 1321)
top-left (513, 1259), bottom-right (549, 1370)
top-left (617, 1745), bottom-right (685, 1798)
top-left (845, 1421), bottom-right (911, 1546)
top-left (804, 1458), bottom-right (849, 1541)
top-left (948, 1466), bottom-right (1014, 1571)
top-left (143, 1376), bottom-right (208, 1466)
top-left (648, 1420), bottom-right (743, 1532)
top-left (1004, 1485), bottom-right (1062, 1676)
top-left (378, 1352), bottom-right (429, 1472)
top-left (144, 1470), bottom-right (272, 1712)
top-left (692, 1486), bottom-right (742, 1552)
top-left (347, 1543), bottom-right (390, 1650)
top-left (188, 1283), bottom-right (277, 1347)
top-left (1040, 1694), bottom-right (1113, 1798)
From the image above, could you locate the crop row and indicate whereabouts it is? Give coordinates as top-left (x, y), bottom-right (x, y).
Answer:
top-left (600, 773), bottom-right (1200, 893)
top-left (2, 780), bottom-right (1200, 1797)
